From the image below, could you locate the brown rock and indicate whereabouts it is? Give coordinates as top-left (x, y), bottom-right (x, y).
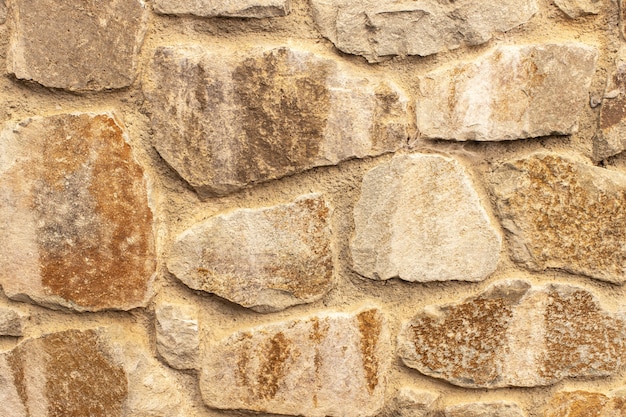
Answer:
top-left (398, 280), bottom-right (626, 388)
top-left (7, 0), bottom-right (147, 91)
top-left (0, 113), bottom-right (156, 311)
top-left (200, 306), bottom-right (389, 417)
top-left (490, 152), bottom-right (626, 283)
top-left (167, 194), bottom-right (332, 312)
top-left (145, 45), bottom-right (411, 197)
top-left (153, 0), bottom-right (290, 18)
top-left (544, 390), bottom-right (626, 417)
top-left (444, 402), bottom-right (526, 417)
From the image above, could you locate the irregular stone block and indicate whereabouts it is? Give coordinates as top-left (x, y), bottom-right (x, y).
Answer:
top-left (395, 387), bottom-right (439, 417)
top-left (398, 280), bottom-right (626, 388)
top-left (153, 0), bottom-right (290, 18)
top-left (416, 44), bottom-right (597, 141)
top-left (0, 113), bottom-right (156, 311)
top-left (544, 390), bottom-right (626, 417)
top-left (310, 0), bottom-right (537, 62)
top-left (7, 0), bottom-right (147, 91)
top-left (145, 45), bottom-right (411, 197)
top-left (554, 0), bottom-right (599, 18)
top-left (444, 402), bottom-right (525, 417)
top-left (168, 194), bottom-right (332, 312)
top-left (155, 302), bottom-right (199, 370)
top-left (0, 307), bottom-right (26, 336)
top-left (351, 154), bottom-right (501, 282)
top-left (490, 152), bottom-right (626, 283)
top-left (201, 306), bottom-right (389, 417)
top-left (596, 47), bottom-right (626, 160)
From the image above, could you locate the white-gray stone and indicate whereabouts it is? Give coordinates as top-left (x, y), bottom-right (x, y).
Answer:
top-left (416, 43), bottom-right (597, 141)
top-left (351, 153), bottom-right (501, 282)
top-left (0, 307), bottom-right (26, 336)
top-left (554, 0), bottom-right (599, 18)
top-left (395, 387), bottom-right (439, 417)
top-left (310, 0), bottom-right (537, 62)
top-left (153, 0), bottom-right (290, 17)
top-left (155, 302), bottom-right (199, 370)
top-left (445, 402), bottom-right (526, 417)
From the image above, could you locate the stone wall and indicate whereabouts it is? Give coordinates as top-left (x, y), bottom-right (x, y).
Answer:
top-left (1, 0), bottom-right (626, 416)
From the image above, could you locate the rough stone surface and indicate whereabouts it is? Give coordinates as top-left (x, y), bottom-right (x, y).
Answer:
top-left (0, 113), bottom-right (156, 311)
top-left (310, 0), bottom-right (537, 62)
top-left (554, 0), bottom-right (599, 18)
top-left (7, 0), bottom-right (147, 91)
top-left (153, 0), bottom-right (290, 18)
top-left (0, 0), bottom-right (6, 24)
top-left (0, 307), bottom-right (26, 336)
top-left (398, 280), bottom-right (626, 388)
top-left (444, 402), bottom-right (526, 417)
top-left (596, 47), bottom-right (626, 160)
top-left (544, 390), bottom-right (626, 417)
top-left (416, 44), bottom-right (597, 141)
top-left (145, 45), bottom-right (411, 197)
top-left (168, 194), bottom-right (332, 312)
top-left (351, 153), bottom-right (501, 283)
top-left (201, 306), bottom-right (389, 417)
top-left (490, 152), bottom-right (626, 283)
top-left (155, 302), bottom-right (199, 370)
top-left (395, 387), bottom-right (439, 417)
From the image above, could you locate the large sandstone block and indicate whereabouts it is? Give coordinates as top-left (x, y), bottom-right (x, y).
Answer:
top-left (167, 194), bottom-right (332, 312)
top-left (490, 152), bottom-right (626, 283)
top-left (310, 0), bottom-right (537, 62)
top-left (416, 44), bottom-right (597, 141)
top-left (351, 153), bottom-right (501, 282)
top-left (153, 0), bottom-right (290, 18)
top-left (398, 280), bottom-right (626, 388)
top-left (145, 45), bottom-right (411, 197)
top-left (0, 113), bottom-right (155, 311)
top-left (7, 0), bottom-right (147, 91)
top-left (544, 390), bottom-right (626, 416)
top-left (201, 306), bottom-right (389, 417)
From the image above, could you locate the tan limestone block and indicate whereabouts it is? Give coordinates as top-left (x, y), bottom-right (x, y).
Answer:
top-left (445, 402), bottom-right (526, 417)
top-left (554, 0), bottom-right (600, 18)
top-left (596, 46), bottom-right (626, 160)
top-left (395, 387), bottom-right (439, 417)
top-left (155, 302), bottom-right (200, 370)
top-left (153, 0), bottom-right (290, 18)
top-left (544, 390), bottom-right (626, 416)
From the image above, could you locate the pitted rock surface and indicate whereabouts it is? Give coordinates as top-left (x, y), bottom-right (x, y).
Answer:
top-left (153, 0), bottom-right (290, 17)
top-left (444, 402), bottom-right (526, 417)
top-left (351, 153), bottom-right (501, 282)
top-left (0, 307), bottom-right (26, 336)
top-left (395, 387), bottom-right (439, 417)
top-left (7, 0), bottom-right (147, 91)
top-left (398, 280), bottom-right (626, 388)
top-left (145, 45), bottom-right (411, 197)
top-left (200, 306), bottom-right (388, 417)
top-left (490, 152), bottom-right (626, 283)
top-left (167, 194), bottom-right (332, 312)
top-left (416, 44), bottom-right (597, 141)
top-left (310, 0), bottom-right (537, 62)
top-left (544, 390), bottom-right (626, 417)
top-left (0, 113), bottom-right (155, 311)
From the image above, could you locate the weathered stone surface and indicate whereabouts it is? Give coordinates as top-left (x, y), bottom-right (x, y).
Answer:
top-left (416, 44), bottom-right (597, 141)
top-left (145, 45), bottom-right (411, 197)
top-left (395, 387), bottom-right (439, 417)
top-left (0, 0), bottom-right (6, 24)
top-left (7, 0), bottom-right (147, 91)
top-left (153, 0), bottom-right (290, 18)
top-left (0, 113), bottom-right (156, 311)
top-left (0, 307), bottom-right (26, 336)
top-left (554, 0), bottom-right (599, 18)
top-left (310, 0), bottom-right (537, 62)
top-left (490, 152), bottom-right (626, 283)
top-left (544, 390), bottom-right (626, 417)
top-left (596, 47), bottom-right (626, 160)
top-left (201, 306), bottom-right (389, 417)
top-left (155, 302), bottom-right (199, 370)
top-left (398, 280), bottom-right (626, 388)
top-left (168, 194), bottom-right (332, 312)
top-left (351, 153), bottom-right (501, 282)
top-left (444, 402), bottom-right (525, 417)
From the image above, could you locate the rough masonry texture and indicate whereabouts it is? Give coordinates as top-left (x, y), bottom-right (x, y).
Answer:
top-left (597, 47), bottom-right (626, 159)
top-left (155, 302), bottom-right (200, 370)
top-left (167, 194), bottom-right (333, 312)
top-left (490, 152), bottom-right (626, 283)
top-left (0, 307), bottom-right (26, 337)
top-left (416, 43), bottom-right (597, 141)
top-left (554, 0), bottom-right (600, 18)
top-left (7, 0), bottom-right (147, 91)
top-left (0, 113), bottom-right (155, 311)
top-left (145, 45), bottom-right (411, 197)
top-left (444, 402), bottom-right (526, 417)
top-left (201, 307), bottom-right (388, 417)
top-left (398, 280), bottom-right (626, 388)
top-left (351, 153), bottom-right (501, 282)
top-left (153, 0), bottom-right (290, 18)
top-left (544, 390), bottom-right (626, 416)
top-left (310, 0), bottom-right (537, 62)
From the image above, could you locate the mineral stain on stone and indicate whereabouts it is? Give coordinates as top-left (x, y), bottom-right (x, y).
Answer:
top-left (256, 332), bottom-right (291, 400)
top-left (357, 309), bottom-right (382, 394)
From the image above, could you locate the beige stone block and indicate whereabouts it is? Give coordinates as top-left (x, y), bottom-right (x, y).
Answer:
top-left (153, 0), bottom-right (290, 18)
top-left (445, 402), bottom-right (526, 417)
top-left (155, 302), bottom-right (200, 370)
top-left (0, 307), bottom-right (26, 336)
top-left (395, 387), bottom-right (439, 417)
top-left (596, 47), bottom-right (626, 160)
top-left (554, 0), bottom-right (600, 18)
top-left (544, 390), bottom-right (626, 416)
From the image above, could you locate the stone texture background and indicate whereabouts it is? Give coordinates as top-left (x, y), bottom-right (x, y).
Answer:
top-left (1, 0), bottom-right (626, 416)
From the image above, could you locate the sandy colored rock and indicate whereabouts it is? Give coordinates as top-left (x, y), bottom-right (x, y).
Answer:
top-left (351, 153), bottom-right (501, 283)
top-left (0, 307), bottom-right (26, 336)
top-left (416, 43), bottom-right (597, 141)
top-left (596, 47), bottom-right (626, 160)
top-left (0, 0), bottom-right (6, 24)
top-left (310, 0), bottom-right (537, 62)
top-left (444, 402), bottom-right (525, 417)
top-left (395, 387), bottom-right (439, 417)
top-left (490, 152), bottom-right (626, 283)
top-left (7, 0), bottom-right (147, 91)
top-left (544, 390), bottom-right (626, 417)
top-left (145, 45), bottom-right (411, 197)
top-left (155, 302), bottom-right (199, 370)
top-left (168, 194), bottom-right (332, 312)
top-left (201, 306), bottom-right (389, 417)
top-left (153, 0), bottom-right (290, 17)
top-left (554, 0), bottom-right (599, 18)
top-left (0, 113), bottom-right (156, 311)
top-left (398, 280), bottom-right (626, 388)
